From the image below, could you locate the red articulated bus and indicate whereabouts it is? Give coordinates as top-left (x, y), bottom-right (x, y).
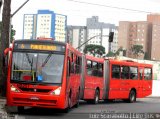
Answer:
top-left (102, 59), bottom-right (153, 103)
top-left (80, 55), bottom-right (104, 104)
top-left (6, 40), bottom-right (82, 113)
top-left (5, 39), bottom-right (153, 113)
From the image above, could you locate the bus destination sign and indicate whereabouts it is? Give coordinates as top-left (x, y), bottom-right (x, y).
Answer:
top-left (14, 43), bottom-right (65, 52)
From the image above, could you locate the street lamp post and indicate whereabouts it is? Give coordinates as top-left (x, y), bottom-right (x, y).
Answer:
top-left (9, 0), bottom-right (30, 45)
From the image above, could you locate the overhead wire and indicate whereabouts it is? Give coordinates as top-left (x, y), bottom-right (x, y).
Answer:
top-left (66, 0), bottom-right (152, 14)
top-left (66, 0), bottom-right (160, 26)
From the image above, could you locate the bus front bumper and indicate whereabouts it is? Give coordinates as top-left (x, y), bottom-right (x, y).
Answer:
top-left (7, 93), bottom-right (66, 109)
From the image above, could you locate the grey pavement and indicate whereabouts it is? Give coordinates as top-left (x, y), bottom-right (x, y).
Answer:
top-left (0, 97), bottom-right (159, 119)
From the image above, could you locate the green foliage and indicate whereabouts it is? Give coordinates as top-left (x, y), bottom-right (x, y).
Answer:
top-left (83, 44), bottom-right (105, 57)
top-left (144, 52), bottom-right (150, 60)
top-left (131, 45), bottom-right (144, 58)
top-left (113, 46), bottom-right (126, 56)
top-left (11, 25), bottom-right (16, 42)
top-left (106, 51), bottom-right (115, 57)
top-left (115, 47), bottom-right (123, 56)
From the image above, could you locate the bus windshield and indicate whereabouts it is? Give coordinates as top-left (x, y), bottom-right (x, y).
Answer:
top-left (11, 52), bottom-right (64, 84)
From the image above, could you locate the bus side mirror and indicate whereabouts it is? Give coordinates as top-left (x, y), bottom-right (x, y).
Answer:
top-left (4, 48), bottom-right (12, 57)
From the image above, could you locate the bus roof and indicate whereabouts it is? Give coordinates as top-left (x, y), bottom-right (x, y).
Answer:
top-left (85, 55), bottom-right (104, 63)
top-left (106, 59), bottom-right (152, 67)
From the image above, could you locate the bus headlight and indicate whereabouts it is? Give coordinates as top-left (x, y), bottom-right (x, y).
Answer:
top-left (11, 84), bottom-right (20, 92)
top-left (50, 87), bottom-right (61, 95)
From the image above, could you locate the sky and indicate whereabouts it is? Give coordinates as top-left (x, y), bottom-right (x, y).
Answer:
top-left (1, 0), bottom-right (160, 39)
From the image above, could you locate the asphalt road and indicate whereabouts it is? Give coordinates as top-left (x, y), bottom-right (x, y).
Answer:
top-left (3, 97), bottom-right (160, 119)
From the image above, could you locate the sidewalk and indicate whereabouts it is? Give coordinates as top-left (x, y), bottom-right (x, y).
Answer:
top-left (0, 97), bottom-right (6, 111)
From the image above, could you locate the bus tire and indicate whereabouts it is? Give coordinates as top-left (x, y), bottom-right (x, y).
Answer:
top-left (75, 89), bottom-right (80, 108)
top-left (64, 92), bottom-right (72, 113)
top-left (17, 106), bottom-right (24, 113)
top-left (92, 89), bottom-right (99, 104)
top-left (128, 90), bottom-right (136, 103)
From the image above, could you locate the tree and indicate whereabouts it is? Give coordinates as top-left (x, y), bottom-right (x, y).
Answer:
top-left (11, 25), bottom-right (16, 42)
top-left (83, 44), bottom-right (105, 57)
top-left (0, 0), bottom-right (11, 96)
top-left (106, 51), bottom-right (115, 57)
top-left (144, 52), bottom-right (150, 60)
top-left (115, 47), bottom-right (123, 56)
top-left (114, 46), bottom-right (126, 56)
top-left (131, 45), bottom-right (144, 59)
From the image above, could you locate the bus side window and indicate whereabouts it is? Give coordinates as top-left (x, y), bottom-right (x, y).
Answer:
top-left (121, 66), bottom-right (129, 79)
top-left (97, 63), bottom-right (103, 77)
top-left (139, 69), bottom-right (143, 80)
top-left (130, 67), bottom-right (138, 80)
top-left (75, 56), bottom-right (82, 74)
top-left (92, 62), bottom-right (98, 76)
top-left (67, 57), bottom-right (71, 77)
top-left (87, 60), bottom-right (92, 75)
top-left (144, 68), bottom-right (152, 80)
top-left (70, 53), bottom-right (75, 73)
top-left (112, 65), bottom-right (120, 79)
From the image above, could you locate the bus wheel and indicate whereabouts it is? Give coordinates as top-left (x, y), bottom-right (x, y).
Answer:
top-left (93, 89), bottom-right (99, 104)
top-left (128, 90), bottom-right (136, 103)
top-left (75, 89), bottom-right (80, 108)
top-left (17, 106), bottom-right (24, 113)
top-left (64, 92), bottom-right (72, 113)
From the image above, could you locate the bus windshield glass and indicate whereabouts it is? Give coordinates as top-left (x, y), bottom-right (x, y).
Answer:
top-left (11, 52), bottom-right (64, 84)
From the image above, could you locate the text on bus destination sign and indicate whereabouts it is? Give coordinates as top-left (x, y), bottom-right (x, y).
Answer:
top-left (30, 44), bottom-right (56, 50)
top-left (19, 44), bottom-right (57, 51)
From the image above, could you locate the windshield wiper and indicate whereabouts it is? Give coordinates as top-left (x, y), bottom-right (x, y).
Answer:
top-left (25, 53), bottom-right (33, 77)
top-left (41, 54), bottom-right (52, 67)
top-left (25, 53), bottom-right (32, 66)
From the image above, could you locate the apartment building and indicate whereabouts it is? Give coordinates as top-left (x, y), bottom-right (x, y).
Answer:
top-left (118, 21), bottom-right (152, 59)
top-left (23, 10), bottom-right (67, 42)
top-left (86, 16), bottom-right (118, 54)
top-left (147, 14), bottom-right (160, 60)
top-left (66, 26), bottom-right (87, 52)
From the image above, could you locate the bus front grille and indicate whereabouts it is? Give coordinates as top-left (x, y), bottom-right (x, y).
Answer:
top-left (13, 98), bottom-right (57, 105)
top-left (19, 88), bottom-right (51, 93)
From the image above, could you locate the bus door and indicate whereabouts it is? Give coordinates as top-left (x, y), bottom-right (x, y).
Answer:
top-left (68, 52), bottom-right (80, 105)
top-left (143, 68), bottom-right (152, 97)
top-left (84, 60), bottom-right (95, 99)
top-left (120, 66), bottom-right (130, 98)
top-left (122, 66), bottom-right (139, 98)
top-left (138, 67), bottom-right (144, 98)
top-left (108, 64), bottom-right (122, 99)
